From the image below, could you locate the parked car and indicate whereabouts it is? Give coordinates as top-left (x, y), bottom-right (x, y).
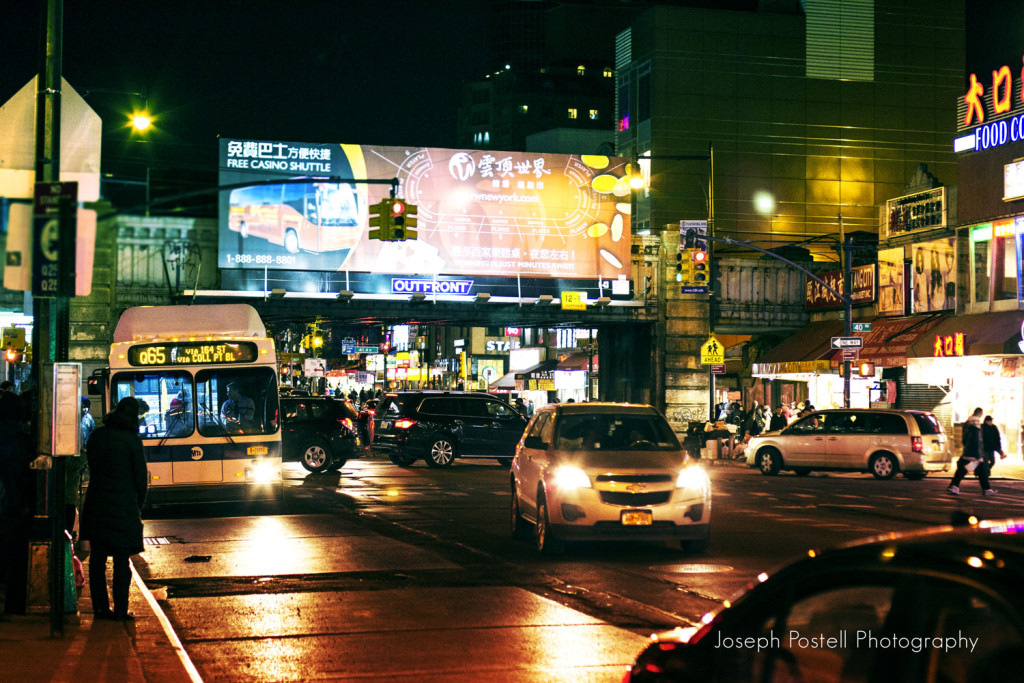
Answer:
top-left (510, 402), bottom-right (711, 555)
top-left (744, 408), bottom-right (950, 480)
top-left (372, 391), bottom-right (528, 467)
top-left (280, 396), bottom-right (360, 473)
top-left (358, 397), bottom-right (379, 446)
top-left (623, 517), bottom-right (1024, 682)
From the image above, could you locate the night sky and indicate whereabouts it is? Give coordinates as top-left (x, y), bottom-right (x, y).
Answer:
top-left (1, 1), bottom-right (490, 180)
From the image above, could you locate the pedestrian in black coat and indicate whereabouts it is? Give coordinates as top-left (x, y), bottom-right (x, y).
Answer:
top-left (0, 392), bottom-right (32, 613)
top-left (947, 407), bottom-right (992, 496)
top-left (81, 397), bottom-right (148, 620)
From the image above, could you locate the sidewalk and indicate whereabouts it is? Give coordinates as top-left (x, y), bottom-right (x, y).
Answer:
top-left (0, 550), bottom-right (200, 683)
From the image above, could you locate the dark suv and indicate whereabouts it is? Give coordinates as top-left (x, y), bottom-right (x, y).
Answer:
top-left (281, 396), bottom-right (360, 473)
top-left (373, 391), bottom-right (528, 467)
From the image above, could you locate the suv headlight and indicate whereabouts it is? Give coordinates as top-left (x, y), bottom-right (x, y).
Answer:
top-left (552, 465), bottom-right (591, 490)
top-left (676, 465), bottom-right (710, 492)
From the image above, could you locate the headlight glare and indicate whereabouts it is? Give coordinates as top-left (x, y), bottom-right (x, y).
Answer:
top-left (676, 465), bottom-right (709, 491)
top-left (552, 465), bottom-right (591, 490)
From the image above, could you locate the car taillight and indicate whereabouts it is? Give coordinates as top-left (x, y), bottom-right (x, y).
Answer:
top-left (395, 418), bottom-right (418, 430)
top-left (911, 436), bottom-right (923, 453)
top-left (338, 417), bottom-right (355, 432)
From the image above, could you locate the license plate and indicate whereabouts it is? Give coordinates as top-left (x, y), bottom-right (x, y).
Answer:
top-left (247, 445), bottom-right (268, 456)
top-left (621, 510), bottom-right (653, 526)
top-left (380, 421), bottom-right (390, 430)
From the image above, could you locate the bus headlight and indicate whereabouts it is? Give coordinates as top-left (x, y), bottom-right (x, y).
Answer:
top-left (248, 461), bottom-right (279, 483)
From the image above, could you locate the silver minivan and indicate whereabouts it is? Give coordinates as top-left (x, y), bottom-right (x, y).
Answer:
top-left (744, 409), bottom-right (951, 480)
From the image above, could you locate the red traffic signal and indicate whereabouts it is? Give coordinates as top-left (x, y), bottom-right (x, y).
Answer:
top-left (691, 250), bottom-right (707, 263)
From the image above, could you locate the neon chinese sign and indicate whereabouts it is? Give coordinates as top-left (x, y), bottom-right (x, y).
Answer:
top-left (933, 332), bottom-right (965, 357)
top-left (955, 54), bottom-right (1024, 152)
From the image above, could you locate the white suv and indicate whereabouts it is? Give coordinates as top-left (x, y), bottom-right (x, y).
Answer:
top-left (744, 409), bottom-right (951, 480)
top-left (510, 403), bottom-right (711, 555)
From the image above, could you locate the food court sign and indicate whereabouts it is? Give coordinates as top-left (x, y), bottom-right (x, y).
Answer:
top-left (956, 53), bottom-right (1024, 153)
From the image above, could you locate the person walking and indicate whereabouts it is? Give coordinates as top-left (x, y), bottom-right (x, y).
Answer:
top-left (769, 405), bottom-right (787, 432)
top-left (947, 407), bottom-right (992, 496)
top-left (981, 415), bottom-right (1007, 470)
top-left (80, 397), bottom-right (149, 620)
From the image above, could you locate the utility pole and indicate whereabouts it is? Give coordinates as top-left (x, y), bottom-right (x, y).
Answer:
top-left (842, 234), bottom-right (853, 409)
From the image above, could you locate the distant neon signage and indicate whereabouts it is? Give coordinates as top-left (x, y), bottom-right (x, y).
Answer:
top-left (933, 332), bottom-right (965, 357)
top-left (956, 54), bottom-right (1024, 152)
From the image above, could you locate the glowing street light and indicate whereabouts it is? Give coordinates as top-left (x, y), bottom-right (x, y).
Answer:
top-left (129, 111), bottom-right (153, 133)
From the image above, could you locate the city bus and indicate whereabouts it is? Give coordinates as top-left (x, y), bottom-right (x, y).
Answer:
top-left (97, 304), bottom-right (282, 505)
top-left (227, 181), bottom-right (361, 254)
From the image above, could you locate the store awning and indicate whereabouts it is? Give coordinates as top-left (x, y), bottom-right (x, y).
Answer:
top-left (490, 372), bottom-right (516, 389)
top-left (514, 359), bottom-right (558, 379)
top-left (752, 321), bottom-right (844, 375)
top-left (830, 315), bottom-right (947, 368)
top-left (556, 352), bottom-right (597, 371)
top-left (907, 310), bottom-right (1024, 358)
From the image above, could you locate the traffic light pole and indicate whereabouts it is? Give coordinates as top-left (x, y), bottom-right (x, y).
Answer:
top-left (688, 230), bottom-right (853, 408)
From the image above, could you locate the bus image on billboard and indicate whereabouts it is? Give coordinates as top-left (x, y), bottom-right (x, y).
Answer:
top-left (228, 181), bottom-right (361, 256)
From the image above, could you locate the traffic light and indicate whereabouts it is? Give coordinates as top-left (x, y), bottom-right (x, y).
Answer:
top-left (458, 351), bottom-right (466, 379)
top-left (402, 202), bottom-right (418, 240)
top-left (5, 347), bottom-right (20, 363)
top-left (390, 199), bottom-right (408, 240)
top-left (692, 250), bottom-right (708, 285)
top-left (857, 361), bottom-right (876, 377)
top-left (676, 248), bottom-right (693, 283)
top-left (368, 199), bottom-right (390, 241)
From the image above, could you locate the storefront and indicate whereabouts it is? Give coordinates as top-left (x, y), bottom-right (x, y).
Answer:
top-left (906, 311), bottom-right (1024, 459)
top-left (554, 351), bottom-right (597, 403)
top-left (515, 359), bottom-right (558, 413)
top-left (752, 320), bottom-right (844, 409)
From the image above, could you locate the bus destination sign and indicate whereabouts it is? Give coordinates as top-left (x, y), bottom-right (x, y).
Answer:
top-left (128, 341), bottom-right (260, 366)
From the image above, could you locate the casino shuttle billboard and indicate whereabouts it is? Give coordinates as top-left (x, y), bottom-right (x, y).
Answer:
top-left (218, 139), bottom-right (632, 280)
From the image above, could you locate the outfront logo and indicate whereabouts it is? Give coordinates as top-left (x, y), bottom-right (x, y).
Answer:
top-left (190, 446), bottom-right (204, 461)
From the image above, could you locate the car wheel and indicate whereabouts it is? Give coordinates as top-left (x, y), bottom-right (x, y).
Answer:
top-left (389, 452), bottom-right (417, 467)
top-left (869, 453), bottom-right (898, 480)
top-left (535, 493), bottom-right (564, 555)
top-left (425, 437), bottom-right (456, 468)
top-left (327, 458), bottom-right (347, 471)
top-left (510, 483), bottom-right (531, 540)
top-left (904, 471), bottom-right (926, 481)
top-left (496, 457), bottom-right (513, 467)
top-left (300, 441), bottom-right (331, 473)
top-left (758, 448), bottom-right (782, 476)
top-left (284, 229), bottom-right (300, 254)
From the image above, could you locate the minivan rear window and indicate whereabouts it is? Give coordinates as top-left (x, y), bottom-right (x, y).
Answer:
top-left (911, 413), bottom-right (943, 435)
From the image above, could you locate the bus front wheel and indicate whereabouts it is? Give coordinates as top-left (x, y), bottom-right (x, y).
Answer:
top-left (284, 229), bottom-right (300, 254)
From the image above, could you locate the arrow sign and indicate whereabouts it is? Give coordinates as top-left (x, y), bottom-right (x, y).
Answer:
top-left (831, 336), bottom-right (863, 349)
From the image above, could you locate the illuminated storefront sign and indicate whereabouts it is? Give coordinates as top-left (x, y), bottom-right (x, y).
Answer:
top-left (956, 53), bottom-right (1024, 152)
top-left (883, 187), bottom-right (945, 237)
top-left (933, 332), bottom-right (965, 357)
top-left (805, 264), bottom-right (875, 310)
top-left (218, 139), bottom-right (632, 280)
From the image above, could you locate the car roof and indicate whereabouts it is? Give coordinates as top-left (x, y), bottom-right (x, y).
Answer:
top-left (544, 402), bottom-right (661, 415)
top-left (385, 390), bottom-right (496, 398)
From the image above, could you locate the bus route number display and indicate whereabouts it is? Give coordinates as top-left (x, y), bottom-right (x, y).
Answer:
top-left (128, 342), bottom-right (259, 366)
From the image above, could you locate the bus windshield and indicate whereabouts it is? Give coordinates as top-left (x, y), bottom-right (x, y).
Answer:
top-left (112, 367), bottom-right (279, 439)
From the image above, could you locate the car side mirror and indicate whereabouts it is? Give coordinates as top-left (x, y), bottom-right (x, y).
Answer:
top-left (524, 435), bottom-right (547, 450)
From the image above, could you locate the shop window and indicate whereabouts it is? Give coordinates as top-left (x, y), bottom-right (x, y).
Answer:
top-left (973, 220), bottom-right (1021, 304)
top-left (971, 224), bottom-right (992, 304)
top-left (992, 226), bottom-right (1020, 301)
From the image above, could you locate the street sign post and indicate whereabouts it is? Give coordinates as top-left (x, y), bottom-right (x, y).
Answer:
top-left (842, 348), bottom-right (860, 361)
top-left (32, 181), bottom-right (77, 298)
top-left (831, 336), bottom-right (863, 349)
top-left (852, 322), bottom-right (872, 332)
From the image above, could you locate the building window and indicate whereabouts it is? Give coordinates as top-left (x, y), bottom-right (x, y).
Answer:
top-left (568, 108), bottom-right (578, 120)
top-left (805, 0), bottom-right (874, 81)
top-left (589, 109), bottom-right (599, 120)
top-left (577, 65), bottom-right (586, 76)
top-left (520, 104), bottom-right (528, 114)
top-left (603, 67), bottom-right (613, 78)
top-left (969, 222), bottom-right (1020, 304)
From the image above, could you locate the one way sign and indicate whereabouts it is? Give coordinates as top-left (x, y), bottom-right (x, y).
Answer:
top-left (831, 336), bottom-right (863, 349)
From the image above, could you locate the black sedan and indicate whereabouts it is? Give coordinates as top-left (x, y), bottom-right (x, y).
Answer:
top-left (281, 397), bottom-right (360, 473)
top-left (624, 517), bottom-right (1024, 682)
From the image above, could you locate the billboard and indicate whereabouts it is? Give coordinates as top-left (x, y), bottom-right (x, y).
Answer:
top-left (218, 140), bottom-right (632, 281)
top-left (877, 246), bottom-right (906, 317)
top-left (910, 237), bottom-right (956, 313)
